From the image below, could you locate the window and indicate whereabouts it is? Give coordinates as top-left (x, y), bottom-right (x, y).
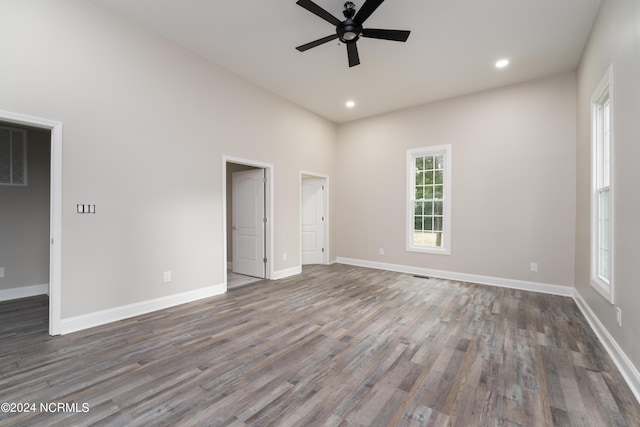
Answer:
top-left (407, 145), bottom-right (451, 254)
top-left (590, 65), bottom-right (614, 303)
top-left (0, 126), bottom-right (27, 186)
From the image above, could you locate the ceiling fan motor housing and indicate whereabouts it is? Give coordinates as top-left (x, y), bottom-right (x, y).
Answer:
top-left (337, 19), bottom-right (361, 43)
top-left (338, 2), bottom-right (361, 42)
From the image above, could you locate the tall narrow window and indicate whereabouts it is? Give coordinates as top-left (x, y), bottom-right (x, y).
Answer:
top-left (0, 126), bottom-right (27, 186)
top-left (591, 65), bottom-right (614, 303)
top-left (407, 145), bottom-right (451, 254)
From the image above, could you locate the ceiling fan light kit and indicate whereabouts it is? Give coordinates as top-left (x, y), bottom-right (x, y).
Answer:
top-left (296, 0), bottom-right (411, 67)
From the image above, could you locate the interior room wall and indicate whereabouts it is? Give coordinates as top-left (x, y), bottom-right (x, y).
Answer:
top-left (0, 0), bottom-right (336, 319)
top-left (575, 0), bottom-right (640, 370)
top-left (0, 126), bottom-right (51, 292)
top-left (336, 72), bottom-right (577, 288)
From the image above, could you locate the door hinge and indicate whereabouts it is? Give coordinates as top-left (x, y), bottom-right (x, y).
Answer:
top-left (322, 216), bottom-right (325, 221)
top-left (263, 257), bottom-right (267, 263)
top-left (322, 248), bottom-right (325, 253)
top-left (263, 217), bottom-right (268, 224)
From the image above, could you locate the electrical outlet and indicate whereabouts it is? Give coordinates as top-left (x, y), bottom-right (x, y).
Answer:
top-left (530, 262), bottom-right (538, 272)
top-left (163, 271), bottom-right (172, 283)
top-left (0, 267), bottom-right (4, 278)
top-left (616, 307), bottom-right (622, 327)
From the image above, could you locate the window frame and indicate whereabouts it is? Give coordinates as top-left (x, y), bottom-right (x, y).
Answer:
top-left (590, 65), bottom-right (614, 303)
top-left (406, 144), bottom-right (452, 255)
top-left (0, 126), bottom-right (28, 187)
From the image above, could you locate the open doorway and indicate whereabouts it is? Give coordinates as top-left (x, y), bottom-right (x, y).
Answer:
top-left (223, 156), bottom-right (273, 289)
top-left (301, 171), bottom-right (329, 265)
top-left (0, 110), bottom-right (62, 336)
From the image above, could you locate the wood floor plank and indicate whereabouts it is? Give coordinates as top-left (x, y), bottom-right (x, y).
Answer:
top-left (1, 264), bottom-right (639, 426)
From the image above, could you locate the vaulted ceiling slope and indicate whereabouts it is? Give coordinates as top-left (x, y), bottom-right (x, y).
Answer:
top-left (89, 0), bottom-right (602, 123)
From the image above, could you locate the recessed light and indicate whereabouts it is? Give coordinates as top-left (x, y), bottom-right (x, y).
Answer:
top-left (495, 59), bottom-right (509, 69)
top-left (345, 100), bottom-right (356, 108)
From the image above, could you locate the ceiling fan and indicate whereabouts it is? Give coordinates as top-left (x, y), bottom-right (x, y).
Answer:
top-left (295, 0), bottom-right (411, 67)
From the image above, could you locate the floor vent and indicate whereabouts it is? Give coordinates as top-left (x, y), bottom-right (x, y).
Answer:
top-left (413, 275), bottom-right (432, 280)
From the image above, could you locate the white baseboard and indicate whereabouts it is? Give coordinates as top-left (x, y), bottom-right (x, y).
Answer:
top-left (0, 283), bottom-right (48, 301)
top-left (336, 257), bottom-right (573, 297)
top-left (573, 289), bottom-right (640, 404)
top-left (272, 265), bottom-right (302, 280)
top-left (60, 283), bottom-right (226, 335)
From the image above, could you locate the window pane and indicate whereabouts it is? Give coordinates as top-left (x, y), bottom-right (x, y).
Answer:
top-left (434, 201), bottom-right (443, 215)
top-left (603, 102), bottom-right (611, 187)
top-left (415, 171), bottom-right (424, 186)
top-left (414, 201), bottom-right (423, 216)
top-left (413, 231), bottom-right (433, 246)
top-left (599, 248), bottom-right (610, 282)
top-left (424, 217), bottom-right (433, 231)
top-left (424, 186), bottom-right (433, 199)
top-left (425, 156), bottom-right (433, 170)
top-left (433, 217), bottom-right (443, 231)
top-left (415, 186), bottom-right (424, 199)
top-left (416, 157), bottom-right (424, 171)
top-left (425, 171), bottom-right (434, 185)
top-left (434, 185), bottom-right (443, 199)
top-left (435, 154), bottom-right (444, 169)
top-left (414, 216), bottom-right (423, 231)
top-left (598, 189), bottom-right (611, 282)
top-left (424, 202), bottom-right (433, 216)
top-left (434, 232), bottom-right (443, 247)
top-left (434, 170), bottom-right (443, 185)
top-left (599, 190), bottom-right (610, 221)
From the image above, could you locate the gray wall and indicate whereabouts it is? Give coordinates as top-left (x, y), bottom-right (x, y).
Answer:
top-left (0, 126), bottom-right (51, 291)
top-left (575, 0), bottom-right (640, 369)
top-left (336, 72), bottom-right (577, 288)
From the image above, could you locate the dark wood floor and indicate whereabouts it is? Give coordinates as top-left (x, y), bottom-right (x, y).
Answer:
top-left (1, 264), bottom-right (639, 426)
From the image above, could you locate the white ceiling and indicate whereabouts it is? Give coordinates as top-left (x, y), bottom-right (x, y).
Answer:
top-left (89, 0), bottom-right (602, 123)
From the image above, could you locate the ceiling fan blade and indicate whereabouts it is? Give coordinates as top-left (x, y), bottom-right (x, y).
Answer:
top-left (347, 42), bottom-right (360, 67)
top-left (296, 0), bottom-right (342, 27)
top-left (362, 28), bottom-right (410, 42)
top-left (353, 0), bottom-right (385, 25)
top-left (296, 34), bottom-right (339, 52)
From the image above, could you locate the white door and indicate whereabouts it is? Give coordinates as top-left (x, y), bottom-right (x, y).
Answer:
top-left (232, 169), bottom-right (265, 278)
top-left (301, 178), bottom-right (325, 265)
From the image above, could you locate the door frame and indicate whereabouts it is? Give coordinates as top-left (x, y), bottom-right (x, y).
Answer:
top-left (300, 170), bottom-right (329, 265)
top-left (223, 156), bottom-right (273, 286)
top-left (0, 109), bottom-right (63, 336)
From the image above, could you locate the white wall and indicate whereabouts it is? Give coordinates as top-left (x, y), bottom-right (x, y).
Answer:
top-left (575, 0), bottom-right (640, 370)
top-left (336, 72), bottom-right (577, 288)
top-left (0, 0), bottom-right (336, 319)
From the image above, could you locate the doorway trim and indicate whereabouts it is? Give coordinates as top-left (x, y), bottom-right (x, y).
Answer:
top-left (0, 109), bottom-right (63, 336)
top-left (222, 155), bottom-right (274, 287)
top-left (300, 170), bottom-right (329, 265)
